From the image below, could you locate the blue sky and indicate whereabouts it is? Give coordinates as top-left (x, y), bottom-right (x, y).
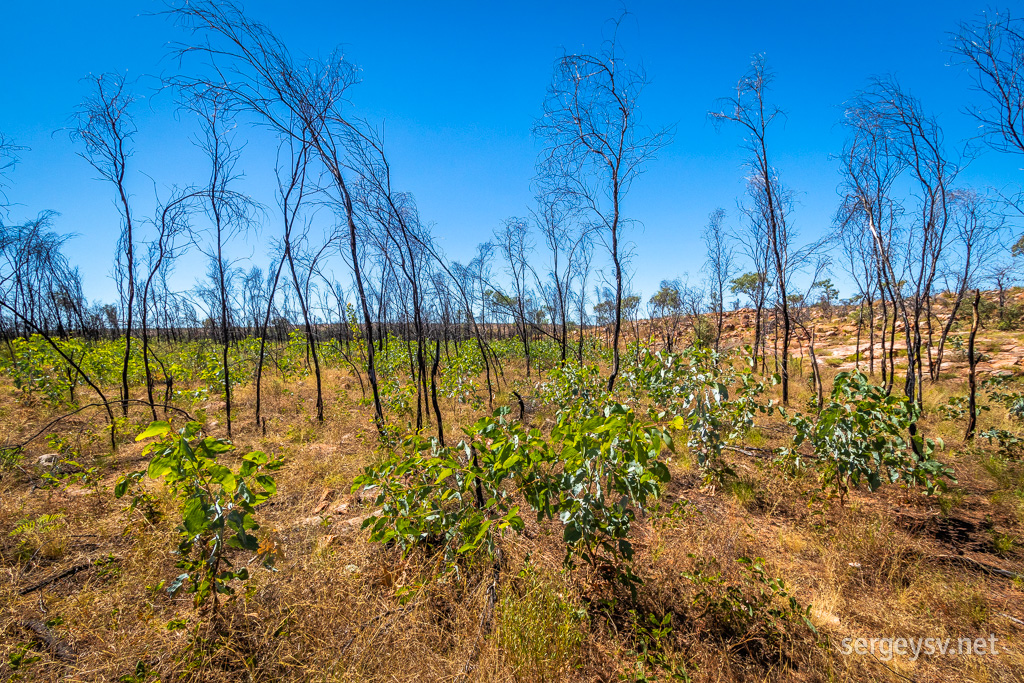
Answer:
top-left (2, 1), bottom-right (1020, 307)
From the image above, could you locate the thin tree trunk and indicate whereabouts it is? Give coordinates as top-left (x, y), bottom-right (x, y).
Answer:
top-left (855, 300), bottom-right (863, 371)
top-left (430, 336), bottom-right (444, 446)
top-left (607, 189), bottom-right (623, 392)
top-left (255, 251), bottom-right (288, 428)
top-left (966, 289), bottom-right (981, 441)
top-left (808, 325), bottom-right (823, 412)
top-left (868, 297), bottom-right (875, 375)
top-left (926, 295), bottom-right (935, 380)
top-left (340, 181), bottom-right (385, 434)
top-left (286, 246), bottom-right (324, 422)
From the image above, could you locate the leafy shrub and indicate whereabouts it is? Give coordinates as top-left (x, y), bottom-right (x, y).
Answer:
top-left (353, 402), bottom-right (672, 589)
top-left (0, 336), bottom-right (86, 406)
top-left (621, 609), bottom-right (688, 682)
top-left (690, 316), bottom-right (716, 348)
top-left (8, 513), bottom-right (67, 562)
top-left (938, 394), bottom-right (974, 421)
top-left (117, 421), bottom-right (283, 613)
top-left (981, 428), bottom-right (1024, 458)
top-left (782, 371), bottom-right (953, 504)
top-left (438, 347), bottom-right (485, 410)
top-left (991, 530), bottom-right (1017, 556)
top-left (975, 377), bottom-right (1024, 456)
top-left (626, 347), bottom-right (771, 484)
top-left (995, 303), bottom-right (1024, 331)
top-left (0, 444), bottom-right (23, 471)
top-left (537, 361), bottom-right (608, 418)
top-left (983, 374), bottom-right (1024, 420)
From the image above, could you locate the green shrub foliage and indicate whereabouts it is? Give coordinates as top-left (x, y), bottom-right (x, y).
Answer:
top-left (353, 402), bottom-right (672, 587)
top-left (781, 371), bottom-right (953, 503)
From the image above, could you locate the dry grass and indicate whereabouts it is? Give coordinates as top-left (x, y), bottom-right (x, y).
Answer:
top-left (1, 332), bottom-right (1023, 682)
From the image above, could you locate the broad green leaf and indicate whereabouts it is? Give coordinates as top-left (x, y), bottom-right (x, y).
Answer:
top-left (136, 422), bottom-right (171, 442)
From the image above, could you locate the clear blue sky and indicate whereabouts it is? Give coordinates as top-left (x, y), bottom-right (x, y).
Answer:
top-left (1, 1), bottom-right (1019, 307)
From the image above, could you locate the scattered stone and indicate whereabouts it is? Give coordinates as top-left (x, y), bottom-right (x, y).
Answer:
top-left (312, 488), bottom-right (336, 514)
top-left (991, 355), bottom-right (1021, 371)
top-left (339, 514), bottom-right (369, 529)
top-left (811, 608), bottom-right (841, 629)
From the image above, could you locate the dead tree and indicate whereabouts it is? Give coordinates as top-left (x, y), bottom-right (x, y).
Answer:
top-left (535, 16), bottom-right (669, 390)
top-left (703, 208), bottom-right (735, 352)
top-left (953, 11), bottom-right (1024, 163)
top-left (282, 183), bottom-right (329, 425)
top-left (181, 83), bottom-right (256, 437)
top-left (931, 189), bottom-right (1003, 379)
top-left (0, 133), bottom-right (23, 214)
top-left (349, 126), bottom-right (436, 429)
top-left (835, 211), bottom-right (879, 374)
top-left (837, 98), bottom-right (905, 392)
top-left (789, 260), bottom-right (829, 411)
top-left (494, 218), bottom-right (535, 376)
top-left (712, 56), bottom-right (796, 404)
top-left (240, 266), bottom-right (266, 336)
top-left (986, 256), bottom-right (1021, 321)
top-left (848, 77), bottom-right (960, 409)
top-left (678, 278), bottom-right (709, 347)
top-left (256, 135), bottom-right (311, 428)
top-left (966, 289), bottom-right (981, 441)
top-left (171, 0), bottom-right (386, 433)
top-left (140, 188), bottom-right (196, 420)
top-left (0, 218), bottom-right (116, 439)
top-left (530, 194), bottom-right (587, 363)
top-left (71, 73), bottom-right (138, 417)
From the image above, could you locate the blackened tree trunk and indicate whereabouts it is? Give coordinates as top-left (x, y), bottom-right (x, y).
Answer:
top-left (966, 289), bottom-right (981, 441)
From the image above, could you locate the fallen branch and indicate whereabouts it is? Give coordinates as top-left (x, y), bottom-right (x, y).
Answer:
top-left (934, 554), bottom-right (1024, 581)
top-left (999, 612), bottom-right (1024, 627)
top-left (20, 618), bottom-right (76, 662)
top-left (2, 400), bottom-right (197, 455)
top-left (19, 562), bottom-right (92, 595)
top-left (722, 445), bottom-right (781, 459)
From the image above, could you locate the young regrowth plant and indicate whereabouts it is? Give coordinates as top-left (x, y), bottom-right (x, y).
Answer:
top-left (116, 421), bottom-right (283, 615)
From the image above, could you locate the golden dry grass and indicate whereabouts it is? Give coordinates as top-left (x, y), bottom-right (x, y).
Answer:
top-left (0, 323), bottom-right (1023, 682)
